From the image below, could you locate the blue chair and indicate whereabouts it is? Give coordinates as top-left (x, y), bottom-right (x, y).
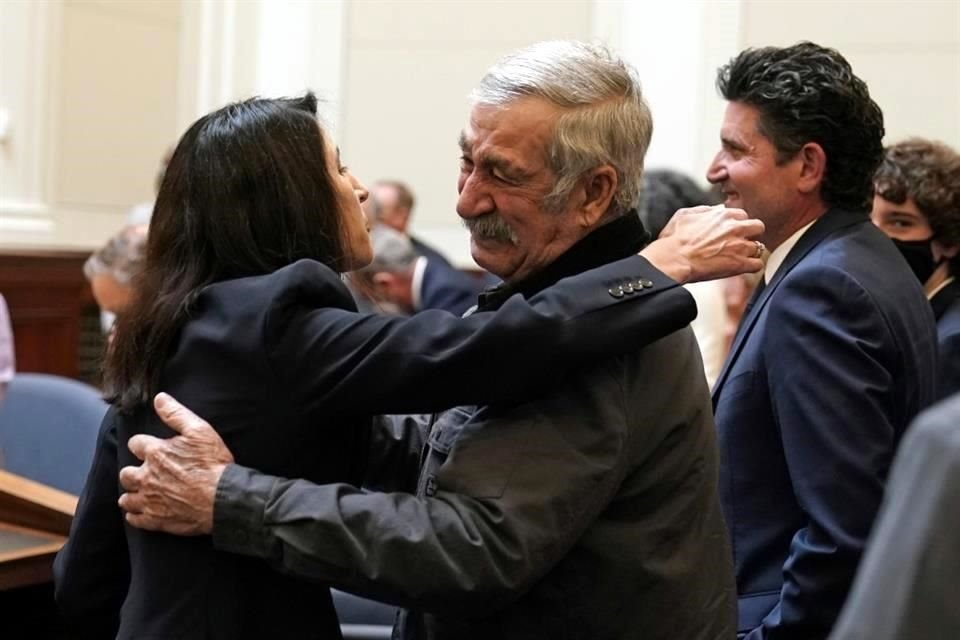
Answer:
top-left (0, 373), bottom-right (108, 495)
top-left (332, 589), bottom-right (396, 640)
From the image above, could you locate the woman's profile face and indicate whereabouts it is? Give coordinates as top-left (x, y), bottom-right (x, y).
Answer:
top-left (325, 139), bottom-right (372, 270)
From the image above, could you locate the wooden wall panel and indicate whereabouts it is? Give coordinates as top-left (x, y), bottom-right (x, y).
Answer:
top-left (0, 252), bottom-right (95, 381)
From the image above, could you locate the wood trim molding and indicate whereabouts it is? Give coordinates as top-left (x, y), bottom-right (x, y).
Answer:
top-left (0, 469), bottom-right (77, 537)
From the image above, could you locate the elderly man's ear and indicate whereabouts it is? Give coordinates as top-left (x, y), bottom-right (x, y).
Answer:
top-left (575, 165), bottom-right (619, 228)
top-left (796, 142), bottom-right (827, 195)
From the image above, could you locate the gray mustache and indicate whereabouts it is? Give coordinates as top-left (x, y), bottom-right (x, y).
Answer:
top-left (463, 213), bottom-right (519, 245)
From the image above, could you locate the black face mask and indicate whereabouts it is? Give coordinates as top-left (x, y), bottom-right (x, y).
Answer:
top-left (891, 236), bottom-right (943, 284)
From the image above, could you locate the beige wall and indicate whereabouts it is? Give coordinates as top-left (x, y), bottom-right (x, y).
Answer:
top-left (595, 0), bottom-right (743, 185)
top-left (56, 0), bottom-right (180, 208)
top-left (0, 0), bottom-right (180, 250)
top-left (340, 0), bottom-right (593, 265)
top-left (603, 0), bottom-right (960, 190)
top-left (740, 0), bottom-right (960, 148)
top-left (1, 0), bottom-right (957, 258)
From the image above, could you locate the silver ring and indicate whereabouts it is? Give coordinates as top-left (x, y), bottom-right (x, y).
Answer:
top-left (754, 241), bottom-right (765, 258)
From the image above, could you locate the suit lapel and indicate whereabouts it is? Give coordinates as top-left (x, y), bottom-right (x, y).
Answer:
top-left (712, 208), bottom-right (866, 400)
top-left (931, 279), bottom-right (960, 320)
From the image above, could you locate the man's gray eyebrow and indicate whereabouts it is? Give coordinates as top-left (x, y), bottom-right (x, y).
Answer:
top-left (483, 152), bottom-right (525, 178)
top-left (457, 132), bottom-right (524, 177)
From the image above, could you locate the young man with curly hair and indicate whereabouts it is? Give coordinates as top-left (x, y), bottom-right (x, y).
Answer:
top-left (872, 138), bottom-right (960, 399)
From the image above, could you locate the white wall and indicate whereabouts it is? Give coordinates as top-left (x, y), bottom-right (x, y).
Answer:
top-left (740, 0), bottom-right (960, 148)
top-left (0, 0), bottom-right (347, 252)
top-left (340, 0), bottom-right (594, 266)
top-left (0, 0), bottom-right (58, 231)
top-left (600, 0), bottom-right (959, 189)
top-left (56, 0), bottom-right (180, 209)
top-left (594, 0), bottom-right (743, 184)
top-left (175, 0), bottom-right (346, 134)
top-left (1, 0), bottom-right (958, 258)
top-left (0, 0), bottom-right (181, 250)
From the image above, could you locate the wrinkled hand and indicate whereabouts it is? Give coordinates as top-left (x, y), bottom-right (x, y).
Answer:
top-left (640, 205), bottom-right (765, 283)
top-left (118, 393), bottom-right (234, 535)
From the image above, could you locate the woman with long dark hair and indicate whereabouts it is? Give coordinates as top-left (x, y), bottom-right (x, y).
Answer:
top-left (52, 93), bottom-right (706, 639)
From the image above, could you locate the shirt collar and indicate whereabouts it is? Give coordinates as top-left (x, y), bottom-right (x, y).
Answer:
top-left (764, 220), bottom-right (816, 283)
top-left (929, 276), bottom-right (959, 320)
top-left (410, 255), bottom-right (428, 312)
top-left (927, 275), bottom-right (956, 301)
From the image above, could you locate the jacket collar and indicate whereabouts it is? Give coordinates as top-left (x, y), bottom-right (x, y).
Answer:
top-left (477, 212), bottom-right (649, 312)
top-left (712, 207), bottom-right (868, 398)
top-left (930, 278), bottom-right (960, 320)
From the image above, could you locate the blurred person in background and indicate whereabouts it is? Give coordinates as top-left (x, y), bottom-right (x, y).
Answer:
top-left (642, 169), bottom-right (730, 386)
top-left (0, 294), bottom-right (14, 408)
top-left (370, 179), bottom-right (454, 267)
top-left (83, 224), bottom-right (149, 338)
top-left (872, 138), bottom-right (960, 400)
top-left (721, 268), bottom-right (763, 355)
top-left (358, 224), bottom-right (483, 316)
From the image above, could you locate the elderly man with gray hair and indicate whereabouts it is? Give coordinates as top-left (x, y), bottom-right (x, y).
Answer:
top-left (83, 224), bottom-right (149, 334)
top-left (368, 180), bottom-right (455, 268)
top-left (118, 41), bottom-right (748, 639)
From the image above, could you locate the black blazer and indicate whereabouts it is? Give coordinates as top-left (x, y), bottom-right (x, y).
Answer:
top-left (54, 256), bottom-right (694, 639)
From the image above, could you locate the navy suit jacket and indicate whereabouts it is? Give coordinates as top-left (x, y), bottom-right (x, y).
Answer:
top-left (712, 208), bottom-right (938, 639)
top-left (410, 235), bottom-right (452, 267)
top-left (418, 257), bottom-right (484, 316)
top-left (931, 278), bottom-right (960, 400)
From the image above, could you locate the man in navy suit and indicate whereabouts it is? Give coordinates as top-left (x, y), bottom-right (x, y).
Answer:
top-left (359, 224), bottom-right (484, 316)
top-left (708, 42), bottom-right (938, 639)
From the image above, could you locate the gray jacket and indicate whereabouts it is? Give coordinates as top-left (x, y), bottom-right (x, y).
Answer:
top-left (213, 216), bottom-right (736, 639)
top-left (214, 327), bottom-right (735, 640)
top-left (830, 393), bottom-right (960, 640)
top-left (398, 324), bottom-right (735, 639)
